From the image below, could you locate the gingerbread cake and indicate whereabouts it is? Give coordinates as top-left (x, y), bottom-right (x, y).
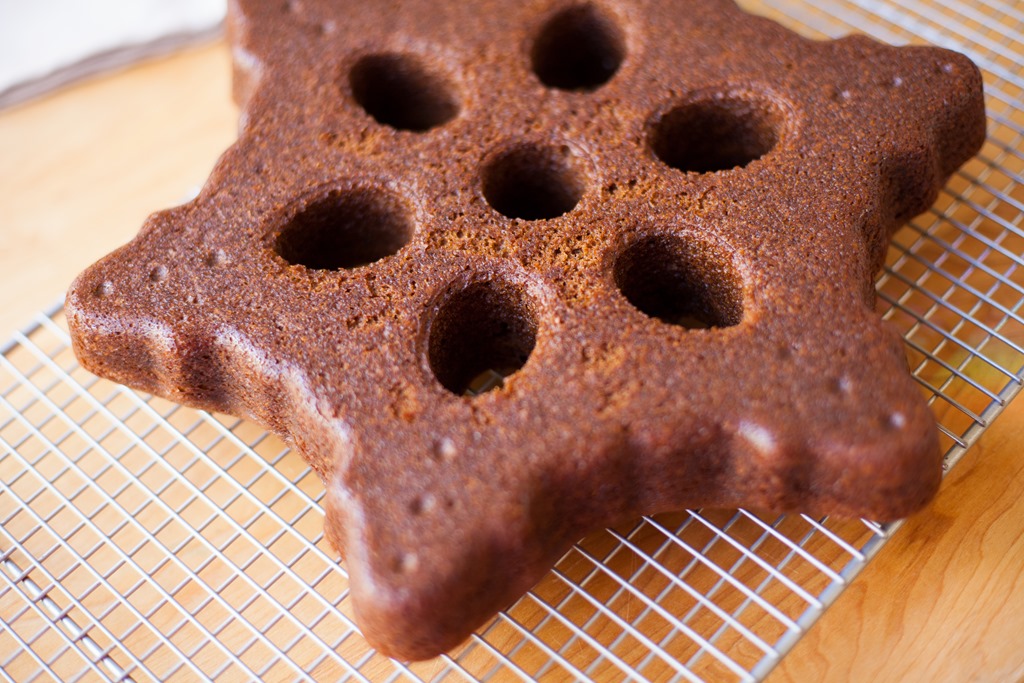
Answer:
top-left (66, 0), bottom-right (986, 661)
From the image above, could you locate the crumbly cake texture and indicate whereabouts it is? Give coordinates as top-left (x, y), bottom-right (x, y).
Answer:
top-left (66, 0), bottom-right (985, 661)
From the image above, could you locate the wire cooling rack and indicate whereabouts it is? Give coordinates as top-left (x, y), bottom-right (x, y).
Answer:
top-left (2, 0), bottom-right (1023, 681)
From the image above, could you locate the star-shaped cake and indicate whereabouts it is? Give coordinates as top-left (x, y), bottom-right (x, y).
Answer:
top-left (67, 0), bottom-right (985, 661)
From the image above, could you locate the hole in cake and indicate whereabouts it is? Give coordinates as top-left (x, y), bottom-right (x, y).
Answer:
top-left (614, 234), bottom-right (743, 328)
top-left (649, 93), bottom-right (784, 173)
top-left (531, 4), bottom-right (625, 91)
top-left (349, 53), bottom-right (459, 132)
top-left (275, 187), bottom-right (413, 269)
top-left (482, 144), bottom-right (585, 220)
top-left (428, 279), bottom-right (538, 396)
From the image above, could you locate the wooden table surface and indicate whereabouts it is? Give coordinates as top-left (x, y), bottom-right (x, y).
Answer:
top-left (2, 42), bottom-right (1022, 683)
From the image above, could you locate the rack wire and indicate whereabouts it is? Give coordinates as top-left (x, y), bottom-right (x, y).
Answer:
top-left (2, 0), bottom-right (1023, 680)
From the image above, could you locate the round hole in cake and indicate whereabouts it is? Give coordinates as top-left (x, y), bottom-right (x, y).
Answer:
top-left (614, 233), bottom-right (743, 328)
top-left (482, 144), bottom-right (585, 220)
top-left (649, 93), bottom-right (784, 173)
top-left (349, 53), bottom-right (459, 132)
top-left (274, 187), bottom-right (413, 269)
top-left (531, 4), bottom-right (625, 91)
top-left (428, 278), bottom-right (538, 396)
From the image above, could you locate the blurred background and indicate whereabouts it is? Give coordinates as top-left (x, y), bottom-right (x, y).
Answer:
top-left (0, 0), bottom-right (236, 343)
top-left (0, 0), bottom-right (225, 108)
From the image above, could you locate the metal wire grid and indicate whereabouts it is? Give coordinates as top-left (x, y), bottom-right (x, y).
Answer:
top-left (1, 0), bottom-right (1022, 681)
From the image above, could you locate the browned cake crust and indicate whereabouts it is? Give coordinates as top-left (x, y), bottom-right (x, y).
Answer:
top-left (65, 0), bottom-right (985, 661)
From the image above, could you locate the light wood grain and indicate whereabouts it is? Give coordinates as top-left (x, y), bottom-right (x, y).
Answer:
top-left (769, 395), bottom-right (1024, 683)
top-left (2, 39), bottom-right (1024, 683)
top-left (0, 42), bottom-right (237, 341)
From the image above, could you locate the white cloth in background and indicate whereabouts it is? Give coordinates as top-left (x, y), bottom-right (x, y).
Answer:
top-left (0, 0), bottom-right (226, 108)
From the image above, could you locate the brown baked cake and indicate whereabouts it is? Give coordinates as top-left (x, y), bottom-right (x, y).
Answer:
top-left (65, 0), bottom-right (986, 661)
